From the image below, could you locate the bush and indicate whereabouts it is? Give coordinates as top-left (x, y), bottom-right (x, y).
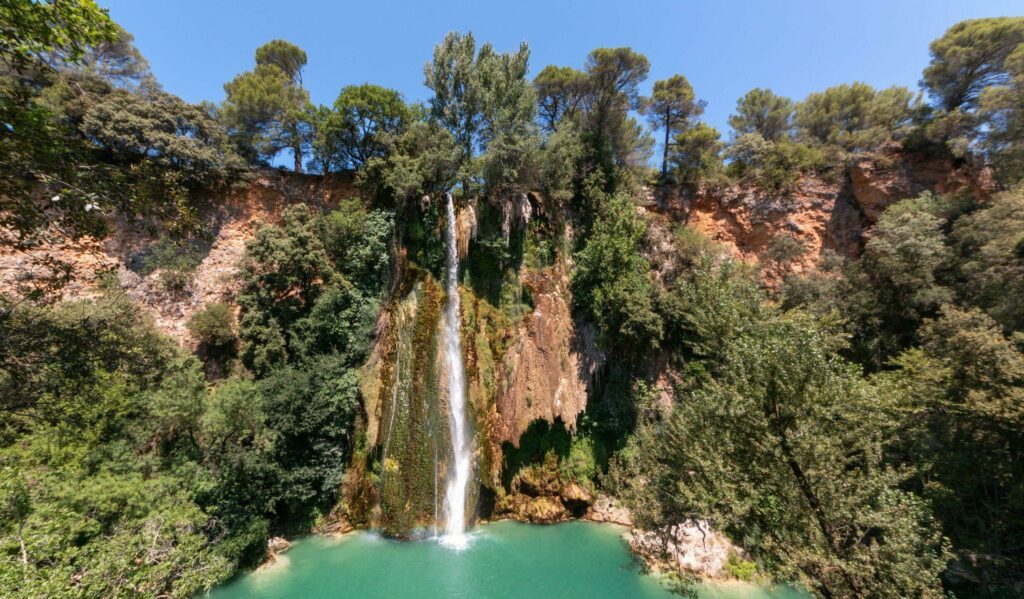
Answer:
top-left (139, 239), bottom-right (203, 294)
top-left (187, 303), bottom-right (236, 348)
top-left (724, 552), bottom-right (758, 581)
top-left (725, 133), bottom-right (823, 193)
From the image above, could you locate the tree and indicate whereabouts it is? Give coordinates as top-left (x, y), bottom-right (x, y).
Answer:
top-left (187, 303), bottom-right (237, 349)
top-left (423, 32), bottom-right (539, 196)
top-left (794, 82), bottom-right (917, 152)
top-left (581, 47), bottom-right (651, 169)
top-left (952, 187), bottom-right (1024, 331)
top-left (82, 87), bottom-right (247, 186)
top-left (0, 471), bottom-right (32, 566)
top-left (979, 42), bottom-right (1024, 183)
top-left (72, 23), bottom-right (151, 87)
top-left (237, 205), bottom-right (334, 374)
top-left (572, 193), bottom-right (662, 356)
top-left (669, 122), bottom-right (724, 191)
top-left (728, 88), bottom-right (794, 141)
top-left (423, 31), bottom-right (484, 168)
top-left (255, 39), bottom-right (307, 83)
top-left (221, 40), bottom-right (312, 171)
top-left (878, 307), bottom-right (1024, 589)
top-left (620, 311), bottom-right (950, 597)
top-left (533, 65), bottom-right (587, 132)
top-left (0, 0), bottom-right (116, 67)
top-left (312, 84), bottom-right (409, 171)
top-left (922, 17), bottom-right (1024, 112)
top-left (642, 75), bottom-right (703, 181)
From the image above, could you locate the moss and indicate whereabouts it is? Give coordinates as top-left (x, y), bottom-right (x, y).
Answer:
top-left (373, 271), bottom-right (447, 536)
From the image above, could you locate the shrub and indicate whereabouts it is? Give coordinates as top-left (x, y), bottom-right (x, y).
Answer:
top-left (139, 239), bottom-right (202, 294)
top-left (725, 133), bottom-right (823, 193)
top-left (187, 303), bottom-right (236, 348)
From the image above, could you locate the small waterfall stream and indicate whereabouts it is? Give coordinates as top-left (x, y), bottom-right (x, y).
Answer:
top-left (440, 193), bottom-right (472, 549)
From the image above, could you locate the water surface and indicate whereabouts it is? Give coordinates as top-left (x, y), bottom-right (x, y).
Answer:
top-left (207, 521), bottom-right (805, 599)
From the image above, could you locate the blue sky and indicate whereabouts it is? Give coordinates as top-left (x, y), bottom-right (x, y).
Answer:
top-left (101, 0), bottom-right (1022, 138)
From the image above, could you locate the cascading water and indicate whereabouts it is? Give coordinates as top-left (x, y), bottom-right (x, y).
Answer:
top-left (440, 192), bottom-right (473, 550)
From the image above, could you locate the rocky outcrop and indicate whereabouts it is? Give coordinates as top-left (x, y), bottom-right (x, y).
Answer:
top-left (494, 455), bottom-right (595, 523)
top-left (666, 145), bottom-right (994, 283)
top-left (629, 520), bottom-right (739, 579)
top-left (848, 144), bottom-right (993, 224)
top-left (495, 267), bottom-right (601, 446)
top-left (0, 170), bottom-right (357, 345)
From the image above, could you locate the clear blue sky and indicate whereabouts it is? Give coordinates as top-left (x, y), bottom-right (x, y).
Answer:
top-left (100, 0), bottom-right (1022, 138)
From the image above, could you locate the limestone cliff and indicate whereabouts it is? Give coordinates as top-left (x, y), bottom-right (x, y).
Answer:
top-left (663, 144), bottom-right (994, 283)
top-left (0, 170), bottom-right (357, 344)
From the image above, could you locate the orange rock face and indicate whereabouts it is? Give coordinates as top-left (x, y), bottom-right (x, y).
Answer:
top-left (662, 144), bottom-right (993, 284)
top-left (0, 170), bottom-right (357, 345)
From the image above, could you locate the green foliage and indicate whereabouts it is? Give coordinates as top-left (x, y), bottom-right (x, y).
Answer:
top-left (424, 32), bottom-right (541, 197)
top-left (794, 82), bottom-right (918, 153)
top-left (582, 47), bottom-right (653, 171)
top-left (221, 40), bottom-right (312, 171)
top-left (765, 234), bottom-right (806, 266)
top-left (82, 86), bottom-right (247, 186)
top-left (723, 553), bottom-right (758, 582)
top-left (923, 17), bottom-right (1024, 112)
top-left (0, 0), bottom-right (116, 66)
top-left (617, 311), bottom-right (950, 598)
top-left (728, 88), bottom-right (795, 142)
top-left (254, 39), bottom-right (307, 83)
top-left (533, 65), bottom-right (587, 132)
top-left (312, 84), bottom-right (409, 172)
top-left (188, 303), bottom-right (236, 348)
top-left (669, 122), bottom-right (725, 189)
top-left (725, 133), bottom-right (823, 193)
top-left (572, 194), bottom-right (662, 356)
top-left (876, 306), bottom-right (1024, 589)
top-left (642, 75), bottom-right (703, 180)
top-left (952, 187), bottom-right (1024, 331)
top-left (139, 239), bottom-right (202, 294)
top-left (0, 2), bottom-right (245, 300)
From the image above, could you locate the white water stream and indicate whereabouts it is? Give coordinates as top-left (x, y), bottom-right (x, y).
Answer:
top-left (440, 193), bottom-right (472, 550)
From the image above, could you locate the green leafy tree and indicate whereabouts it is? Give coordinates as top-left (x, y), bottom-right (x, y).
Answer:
top-left (669, 122), bottom-right (724, 191)
top-left (978, 42), bottom-right (1024, 183)
top-left (424, 32), bottom-right (539, 196)
top-left (582, 47), bottom-right (652, 170)
top-left (922, 17), bottom-right (1024, 112)
top-left (794, 82), bottom-right (917, 153)
top-left (572, 194), bottom-right (662, 356)
top-left (254, 39), bottom-right (307, 83)
top-left (221, 40), bottom-right (312, 171)
top-left (533, 65), bottom-right (588, 132)
top-left (725, 133), bottom-right (822, 193)
top-left (642, 75), bottom-right (703, 181)
top-left (188, 303), bottom-right (237, 349)
top-left (237, 205), bottom-right (334, 374)
top-left (312, 84), bottom-right (409, 171)
top-left (952, 187), bottom-right (1024, 332)
top-left (878, 307), bottom-right (1024, 590)
top-left (728, 88), bottom-right (794, 141)
top-left (620, 312), bottom-right (950, 597)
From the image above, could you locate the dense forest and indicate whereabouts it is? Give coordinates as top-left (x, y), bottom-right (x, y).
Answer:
top-left (2, 1), bottom-right (1024, 597)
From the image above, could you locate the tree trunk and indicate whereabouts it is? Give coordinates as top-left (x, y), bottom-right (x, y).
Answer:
top-left (662, 120), bottom-right (670, 182)
top-left (777, 427), bottom-right (864, 598)
top-left (293, 145), bottom-right (303, 173)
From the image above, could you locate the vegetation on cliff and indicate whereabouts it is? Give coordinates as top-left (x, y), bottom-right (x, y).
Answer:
top-left (1, 2), bottom-right (1024, 597)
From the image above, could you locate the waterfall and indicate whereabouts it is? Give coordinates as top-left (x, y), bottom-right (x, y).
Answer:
top-left (440, 192), bottom-right (472, 549)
